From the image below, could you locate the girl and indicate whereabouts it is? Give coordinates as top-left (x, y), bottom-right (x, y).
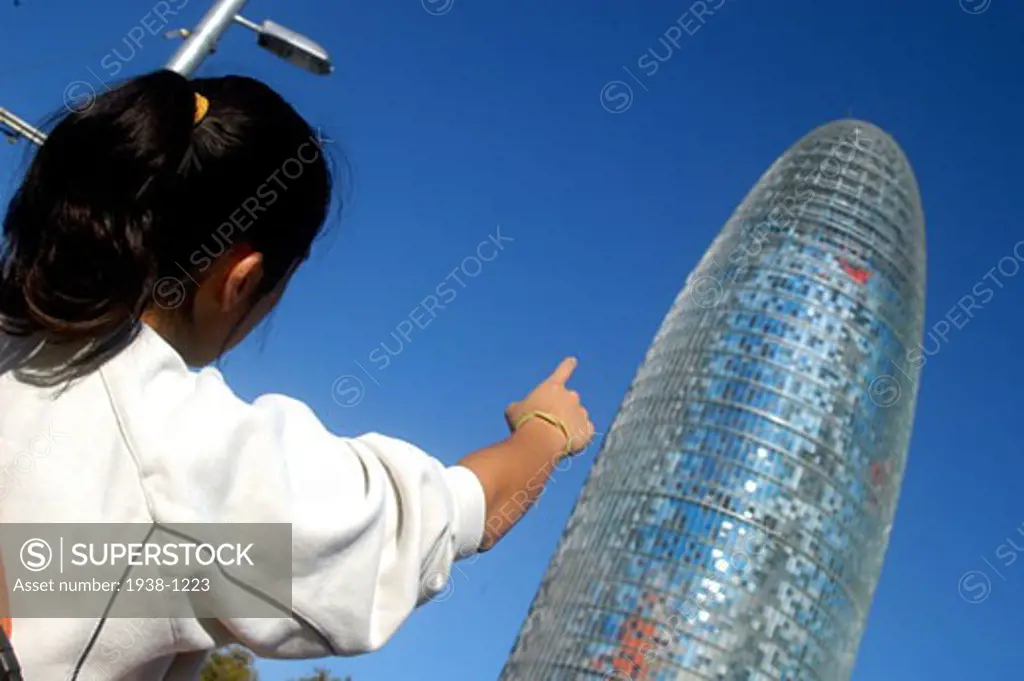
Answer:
top-left (0, 69), bottom-right (594, 680)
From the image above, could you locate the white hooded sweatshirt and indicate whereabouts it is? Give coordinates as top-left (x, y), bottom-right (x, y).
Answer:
top-left (0, 324), bottom-right (486, 680)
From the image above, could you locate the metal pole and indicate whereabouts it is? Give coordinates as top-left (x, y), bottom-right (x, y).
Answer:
top-left (165, 0), bottom-right (250, 77)
top-left (0, 107), bottom-right (46, 146)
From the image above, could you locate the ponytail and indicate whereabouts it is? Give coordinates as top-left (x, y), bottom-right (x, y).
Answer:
top-left (1, 71), bottom-right (196, 361)
top-left (0, 70), bottom-right (334, 381)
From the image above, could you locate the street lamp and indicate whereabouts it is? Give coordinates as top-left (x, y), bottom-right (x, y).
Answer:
top-left (2, 0), bottom-right (332, 147)
top-left (165, 0), bottom-right (332, 77)
top-left (235, 17), bottom-right (332, 76)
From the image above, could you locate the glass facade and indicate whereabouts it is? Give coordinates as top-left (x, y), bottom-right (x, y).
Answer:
top-left (499, 120), bottom-right (926, 681)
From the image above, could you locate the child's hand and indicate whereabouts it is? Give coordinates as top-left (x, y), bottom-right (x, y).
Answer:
top-left (461, 357), bottom-right (596, 550)
top-left (505, 357), bottom-right (595, 457)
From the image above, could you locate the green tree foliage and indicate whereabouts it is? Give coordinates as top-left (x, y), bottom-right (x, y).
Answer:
top-left (199, 646), bottom-right (257, 681)
top-left (290, 669), bottom-right (351, 681)
top-left (198, 647), bottom-right (351, 681)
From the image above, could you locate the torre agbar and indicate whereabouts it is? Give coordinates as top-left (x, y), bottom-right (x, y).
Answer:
top-left (499, 120), bottom-right (926, 681)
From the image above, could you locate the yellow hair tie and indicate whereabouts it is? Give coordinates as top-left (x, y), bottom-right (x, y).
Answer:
top-left (193, 92), bottom-right (209, 125)
top-left (514, 410), bottom-right (574, 456)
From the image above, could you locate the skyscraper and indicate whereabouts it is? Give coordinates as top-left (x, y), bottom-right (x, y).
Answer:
top-left (499, 120), bottom-right (925, 681)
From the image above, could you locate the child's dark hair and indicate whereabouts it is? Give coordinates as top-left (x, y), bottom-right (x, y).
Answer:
top-left (0, 69), bottom-right (333, 379)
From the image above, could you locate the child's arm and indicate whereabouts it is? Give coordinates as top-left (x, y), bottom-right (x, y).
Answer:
top-left (458, 357), bottom-right (595, 550)
top-left (129, 355), bottom-right (593, 659)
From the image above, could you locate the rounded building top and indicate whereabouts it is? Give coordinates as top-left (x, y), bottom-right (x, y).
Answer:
top-left (802, 118), bottom-right (924, 246)
top-left (817, 119), bottom-right (920, 191)
top-left (752, 118), bottom-right (928, 301)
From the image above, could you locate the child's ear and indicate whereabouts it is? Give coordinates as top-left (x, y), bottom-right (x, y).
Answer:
top-left (221, 250), bottom-right (264, 313)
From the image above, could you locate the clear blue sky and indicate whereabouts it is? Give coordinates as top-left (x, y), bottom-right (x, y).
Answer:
top-left (2, 0), bottom-right (1023, 679)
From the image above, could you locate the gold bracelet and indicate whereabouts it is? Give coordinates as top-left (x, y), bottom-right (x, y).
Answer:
top-left (514, 410), bottom-right (574, 456)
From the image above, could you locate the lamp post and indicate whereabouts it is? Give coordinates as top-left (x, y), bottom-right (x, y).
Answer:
top-left (0, 107), bottom-right (45, 146)
top-left (165, 0), bottom-right (332, 77)
top-left (2, 0), bottom-right (332, 147)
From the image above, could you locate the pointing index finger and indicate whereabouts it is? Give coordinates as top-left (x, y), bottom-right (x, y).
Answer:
top-left (549, 357), bottom-right (577, 385)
